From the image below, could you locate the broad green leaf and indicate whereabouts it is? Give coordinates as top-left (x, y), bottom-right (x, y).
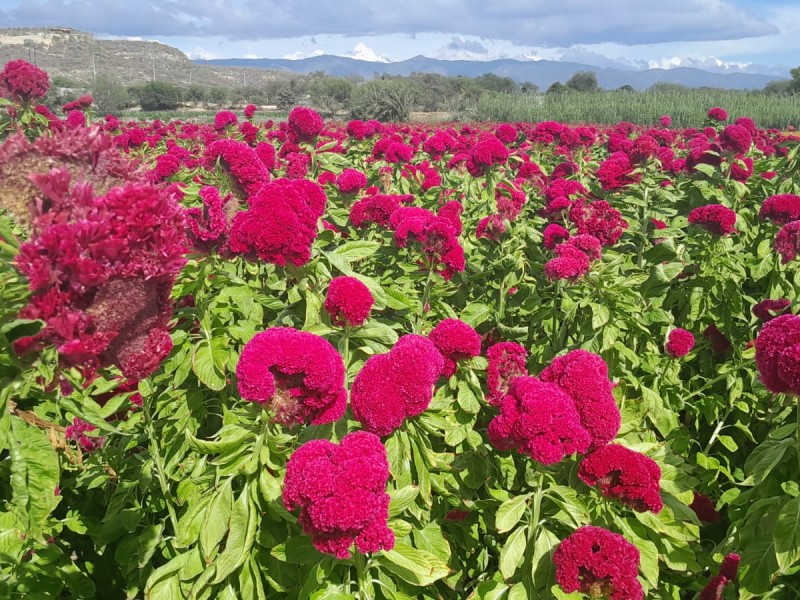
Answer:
top-left (740, 538), bottom-right (778, 595)
top-left (495, 494), bottom-right (531, 534)
top-left (499, 526), bottom-right (528, 580)
top-left (329, 241), bottom-right (381, 261)
top-left (200, 478), bottom-right (234, 560)
top-left (192, 337), bottom-right (229, 391)
top-left (388, 486), bottom-right (420, 518)
top-left (461, 303), bottom-right (493, 327)
top-left (744, 439), bottom-right (792, 485)
top-left (185, 425), bottom-right (251, 455)
top-left (211, 485), bottom-right (258, 584)
top-left (775, 496), bottom-right (800, 572)
top-left (271, 536), bottom-right (326, 565)
top-left (379, 543), bottom-right (451, 587)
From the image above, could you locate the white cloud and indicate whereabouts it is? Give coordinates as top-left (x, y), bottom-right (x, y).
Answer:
top-left (346, 42), bottom-right (391, 63)
top-left (281, 49), bottom-right (324, 60)
top-left (185, 46), bottom-right (216, 60)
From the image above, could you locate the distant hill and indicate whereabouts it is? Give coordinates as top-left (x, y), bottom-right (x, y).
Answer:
top-left (0, 27), bottom-right (293, 88)
top-left (195, 55), bottom-right (784, 91)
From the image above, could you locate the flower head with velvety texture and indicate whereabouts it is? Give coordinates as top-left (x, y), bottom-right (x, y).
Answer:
top-left (350, 335), bottom-right (444, 436)
top-left (666, 328), bottom-right (695, 358)
top-left (554, 526), bottom-right (643, 600)
top-left (754, 314), bottom-right (800, 395)
top-left (428, 319), bottom-right (481, 377)
top-left (324, 277), bottom-right (374, 327)
top-left (283, 431), bottom-right (394, 559)
top-left (760, 194), bottom-right (800, 226)
top-left (236, 327), bottom-right (346, 425)
top-left (688, 204), bottom-right (737, 236)
top-left (486, 342), bottom-right (528, 405)
top-left (579, 444), bottom-right (663, 512)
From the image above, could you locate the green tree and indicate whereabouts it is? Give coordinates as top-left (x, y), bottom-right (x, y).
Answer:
top-left (130, 82), bottom-right (182, 111)
top-left (763, 79), bottom-right (792, 96)
top-left (474, 73), bottom-right (518, 94)
top-left (91, 75), bottom-right (134, 114)
top-left (565, 71), bottom-right (599, 92)
top-left (789, 67), bottom-right (800, 94)
top-left (350, 79), bottom-right (414, 122)
top-left (311, 77), bottom-right (355, 117)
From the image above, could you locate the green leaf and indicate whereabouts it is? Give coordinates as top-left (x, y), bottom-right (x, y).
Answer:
top-left (211, 484), bottom-right (258, 584)
top-left (457, 381), bottom-right (481, 414)
top-left (379, 543), bottom-right (451, 587)
top-left (185, 425), bottom-right (251, 455)
top-left (591, 304), bottom-right (610, 329)
top-left (499, 526), bottom-right (528, 581)
top-left (329, 241), bottom-right (381, 261)
top-left (200, 478), bottom-right (234, 560)
top-left (471, 580), bottom-right (509, 600)
top-left (192, 337), bottom-right (229, 391)
top-left (495, 494), bottom-right (532, 534)
top-left (388, 486), bottom-right (420, 518)
top-left (744, 439), bottom-right (792, 484)
top-left (271, 536), bottom-right (326, 565)
top-left (740, 538), bottom-right (779, 594)
top-left (461, 303), bottom-right (493, 328)
top-left (775, 496), bottom-right (800, 572)
top-left (9, 417), bottom-right (60, 537)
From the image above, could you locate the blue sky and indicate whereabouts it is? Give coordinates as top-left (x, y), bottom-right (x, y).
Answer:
top-left (1, 0), bottom-right (799, 75)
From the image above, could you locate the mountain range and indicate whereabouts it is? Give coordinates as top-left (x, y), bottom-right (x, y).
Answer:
top-left (194, 55), bottom-right (785, 91)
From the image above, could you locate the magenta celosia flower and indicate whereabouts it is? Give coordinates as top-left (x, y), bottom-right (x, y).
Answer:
top-left (214, 110), bottom-right (238, 131)
top-left (421, 167), bottom-right (442, 190)
top-left (488, 376), bottom-right (591, 465)
top-left (754, 314), bottom-right (800, 395)
top-left (566, 234), bottom-right (602, 261)
top-left (775, 220), bottom-right (800, 263)
top-left (719, 554), bottom-right (740, 581)
top-left (284, 151), bottom-right (311, 179)
top-left (476, 214), bottom-right (507, 241)
top-left (152, 152), bottom-right (182, 181)
top-left (597, 151), bottom-right (640, 190)
top-left (324, 276), bottom-right (374, 327)
top-left (0, 59), bottom-right (50, 101)
top-left (666, 328), bottom-right (695, 358)
top-left (659, 115), bottom-right (672, 127)
top-left (554, 526), bottom-right (643, 600)
top-left (204, 139), bottom-right (270, 199)
top-left (543, 223), bottom-right (570, 250)
top-left (569, 200), bottom-right (628, 247)
top-left (385, 141), bottom-right (414, 164)
top-left (437, 200), bottom-right (464, 236)
top-left (703, 323), bottom-right (732, 354)
top-left (544, 243), bottom-right (591, 282)
top-left (287, 106), bottom-right (324, 142)
top-left (689, 492), bottom-right (720, 523)
top-left (753, 298), bottom-right (791, 321)
top-left (495, 123), bottom-right (518, 144)
top-left (719, 124), bottom-right (752, 154)
top-left (184, 185), bottom-right (236, 250)
top-left (14, 171), bottom-right (187, 380)
top-left (467, 136), bottom-right (509, 176)
top-left (228, 177), bottom-right (326, 266)
top-left (283, 431), bottom-right (394, 559)
top-left (760, 194), bottom-right (800, 226)
top-left (495, 181), bottom-right (527, 221)
top-left (255, 141), bottom-right (276, 171)
top-left (336, 168), bottom-right (368, 195)
top-left (392, 209), bottom-right (465, 280)
top-left (699, 554), bottom-right (740, 600)
top-left (486, 342), bottom-right (528, 405)
top-left (688, 204), bottom-right (737, 236)
top-left (350, 194), bottom-right (402, 228)
top-left (61, 95), bottom-right (94, 113)
top-left (540, 350), bottom-right (621, 449)
top-left (579, 444), bottom-right (663, 513)
top-left (422, 130), bottom-right (456, 160)
top-left (729, 155), bottom-right (753, 182)
top-left (244, 104), bottom-right (257, 119)
top-left (65, 417), bottom-right (105, 453)
top-left (707, 107), bottom-right (728, 122)
top-left (236, 327), bottom-right (346, 425)
top-left (350, 335), bottom-right (444, 436)
top-left (428, 318), bottom-right (481, 377)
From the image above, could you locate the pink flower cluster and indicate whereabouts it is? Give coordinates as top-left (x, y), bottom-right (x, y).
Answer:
top-left (15, 171), bottom-right (188, 380)
top-left (486, 342), bottom-right (528, 405)
top-left (760, 194), bottom-right (800, 225)
top-left (0, 59), bottom-right (50, 101)
top-left (578, 444), bottom-right (663, 512)
top-left (351, 335), bottom-right (444, 436)
top-left (336, 168), bottom-right (368, 195)
top-left (391, 204), bottom-right (465, 281)
top-left (428, 318), bottom-right (481, 377)
top-left (554, 526), bottom-right (643, 600)
top-left (688, 204), bottom-right (737, 236)
top-left (65, 417), bottom-right (105, 453)
top-left (774, 220), bottom-right (800, 263)
top-left (699, 554), bottom-right (739, 600)
top-left (228, 178), bottom-right (326, 266)
top-left (665, 328), bottom-right (695, 358)
top-left (203, 139), bottom-right (270, 198)
top-left (754, 314), bottom-right (800, 395)
top-left (287, 106), bottom-right (324, 142)
top-left (235, 327), bottom-right (346, 425)
top-left (184, 185), bottom-right (235, 250)
top-left (324, 276), bottom-right (374, 327)
top-left (544, 234), bottom-right (602, 282)
top-left (283, 431), bottom-right (394, 558)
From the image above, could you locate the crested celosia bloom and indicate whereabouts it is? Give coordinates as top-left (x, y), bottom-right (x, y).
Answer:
top-left (569, 200), bottom-right (628, 247)
top-left (392, 209), bottom-right (465, 281)
top-left (243, 103), bottom-right (257, 119)
top-left (689, 492), bottom-right (720, 523)
top-left (774, 220), bottom-right (800, 263)
top-left (467, 136), bottom-right (509, 176)
top-left (707, 107), bottom-right (728, 122)
top-left (385, 141), bottom-right (414, 163)
top-left (349, 194), bottom-right (402, 228)
top-left (184, 185), bottom-right (236, 251)
top-left (287, 106), bottom-right (324, 142)
top-left (350, 335), bottom-right (444, 436)
top-left (753, 298), bottom-right (791, 321)
top-left (228, 178), bottom-right (326, 266)
top-left (282, 431), bottom-right (394, 558)
top-left (61, 94), bottom-right (94, 113)
top-left (688, 204), bottom-right (737, 236)
top-left (422, 130), bottom-right (456, 160)
top-left (14, 172), bottom-right (187, 380)
top-left (236, 327), bottom-right (346, 425)
top-left (703, 323), bottom-right (732, 354)
top-left (754, 314), bottom-right (800, 395)
top-left (495, 181), bottom-right (526, 221)
top-left (428, 318), bottom-right (481, 377)
top-left (544, 243), bottom-right (591, 282)
top-left (699, 554), bottom-right (739, 600)
top-left (255, 141), bottom-right (277, 171)
top-left (475, 214), bottom-right (507, 241)
top-left (486, 342), bottom-right (528, 405)
top-left (666, 328), bottom-right (695, 358)
top-left (597, 151), bottom-right (640, 191)
top-left (213, 110), bottom-right (238, 130)
top-left (324, 276), bottom-right (374, 327)
top-left (0, 59), bottom-right (50, 101)
top-left (65, 417), bottom-right (105, 453)
top-left (488, 376), bottom-right (591, 465)
top-left (336, 168), bottom-right (368, 195)
top-left (578, 444), bottom-right (663, 512)
top-left (540, 350), bottom-right (621, 449)
top-left (437, 200), bottom-right (464, 236)
top-left (203, 139), bottom-right (270, 199)
top-left (554, 526), bottom-right (643, 600)
top-left (719, 124), bottom-right (752, 154)
top-left (543, 223), bottom-right (570, 250)
top-left (760, 194), bottom-right (800, 226)
top-left (495, 123), bottom-right (518, 144)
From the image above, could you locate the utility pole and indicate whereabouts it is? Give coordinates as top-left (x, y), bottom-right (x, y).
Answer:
top-left (152, 57), bottom-right (156, 82)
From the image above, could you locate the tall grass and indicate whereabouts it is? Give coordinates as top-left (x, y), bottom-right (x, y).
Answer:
top-left (474, 90), bottom-right (800, 129)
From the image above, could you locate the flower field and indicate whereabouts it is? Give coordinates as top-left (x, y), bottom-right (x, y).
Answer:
top-left (2, 59), bottom-right (800, 599)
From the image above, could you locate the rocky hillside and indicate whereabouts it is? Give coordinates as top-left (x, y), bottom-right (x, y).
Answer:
top-left (0, 27), bottom-right (290, 88)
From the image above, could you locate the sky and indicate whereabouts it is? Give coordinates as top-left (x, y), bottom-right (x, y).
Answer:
top-left (1, 0), bottom-right (799, 76)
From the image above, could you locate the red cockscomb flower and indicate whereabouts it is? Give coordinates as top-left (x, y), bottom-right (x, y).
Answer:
top-left (719, 124), bottom-right (752, 154)
top-left (349, 194), bottom-right (402, 228)
top-left (689, 492), bottom-right (720, 523)
top-left (0, 59), bottom-right (50, 101)
top-left (336, 168), bottom-right (368, 195)
top-left (754, 314), bottom-right (800, 395)
top-left (543, 223), bottom-right (570, 250)
top-left (488, 376), bottom-right (591, 465)
top-left (486, 342), bottom-right (528, 405)
top-left (554, 526), bottom-right (643, 600)
top-left (666, 328), bottom-right (695, 358)
top-left (775, 220), bottom-right (800, 263)
top-left (753, 298), bottom-right (791, 322)
top-left (760, 194), bottom-right (800, 226)
top-left (579, 444), bottom-right (663, 513)
top-left (236, 327), bottom-right (346, 425)
top-left (287, 106), bottom-right (324, 142)
top-left (350, 335), bottom-right (444, 436)
top-left (324, 276), bottom-right (374, 327)
top-left (707, 107), bottom-right (728, 122)
top-left (283, 431), bottom-right (394, 559)
top-left (428, 318), bottom-right (481, 377)
top-left (699, 554), bottom-right (740, 600)
top-left (476, 214), bottom-right (507, 241)
top-left (204, 139), bottom-right (270, 199)
top-left (688, 204), bottom-right (737, 236)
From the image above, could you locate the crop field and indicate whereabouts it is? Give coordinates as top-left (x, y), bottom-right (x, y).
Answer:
top-left (1, 59), bottom-right (800, 599)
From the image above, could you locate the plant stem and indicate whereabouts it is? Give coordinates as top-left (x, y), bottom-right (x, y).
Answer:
top-left (637, 187), bottom-right (650, 269)
top-left (795, 402), bottom-right (800, 477)
top-left (342, 324), bottom-right (351, 387)
top-left (528, 470), bottom-right (545, 587)
top-left (703, 407), bottom-right (731, 455)
top-left (354, 552), bottom-right (372, 600)
top-left (414, 264), bottom-right (436, 334)
top-left (143, 393), bottom-right (180, 538)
